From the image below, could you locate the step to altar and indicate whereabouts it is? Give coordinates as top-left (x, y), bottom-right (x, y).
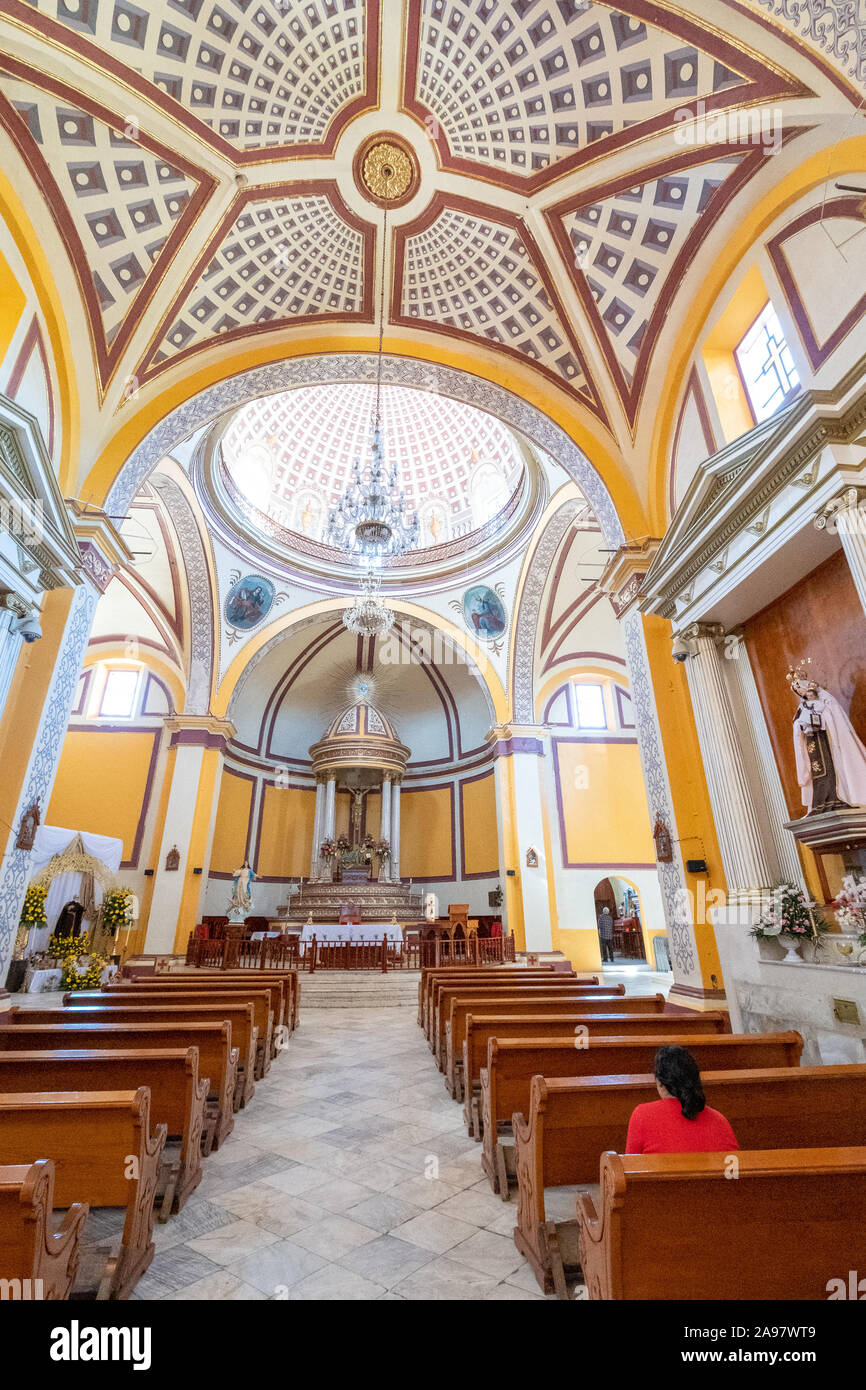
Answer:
top-left (299, 970), bottom-right (421, 1008)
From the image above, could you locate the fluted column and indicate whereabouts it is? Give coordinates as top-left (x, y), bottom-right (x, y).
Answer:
top-left (309, 777), bottom-right (326, 878)
top-left (323, 773), bottom-right (337, 840)
top-left (817, 486), bottom-right (866, 617)
top-left (727, 632), bottom-right (806, 890)
top-left (380, 775), bottom-right (392, 881)
top-left (679, 622), bottom-right (775, 895)
top-left (390, 779), bottom-right (401, 882)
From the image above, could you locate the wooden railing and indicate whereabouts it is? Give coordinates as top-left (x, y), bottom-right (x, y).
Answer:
top-left (186, 931), bottom-right (516, 972)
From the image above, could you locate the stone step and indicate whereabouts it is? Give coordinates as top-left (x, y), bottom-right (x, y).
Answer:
top-left (299, 970), bottom-right (420, 1008)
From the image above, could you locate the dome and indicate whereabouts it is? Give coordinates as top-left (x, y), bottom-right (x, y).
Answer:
top-left (220, 382), bottom-right (525, 551)
top-left (325, 703), bottom-right (398, 743)
top-left (309, 702), bottom-right (411, 780)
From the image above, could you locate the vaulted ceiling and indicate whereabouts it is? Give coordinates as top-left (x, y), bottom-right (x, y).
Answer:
top-left (0, 0), bottom-right (859, 476)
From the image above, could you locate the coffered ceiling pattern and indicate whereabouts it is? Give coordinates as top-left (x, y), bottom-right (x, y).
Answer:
top-left (0, 0), bottom-right (850, 433)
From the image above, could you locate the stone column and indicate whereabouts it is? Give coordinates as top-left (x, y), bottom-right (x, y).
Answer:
top-left (144, 717), bottom-right (236, 955)
top-left (489, 726), bottom-right (556, 954)
top-left (390, 778), bottom-right (401, 882)
top-left (726, 632), bottom-right (806, 890)
top-left (380, 774), bottom-right (392, 881)
top-left (0, 582), bottom-right (99, 991)
top-left (0, 594), bottom-right (26, 722)
top-left (309, 777), bottom-right (326, 879)
top-left (323, 774), bottom-right (337, 840)
top-left (817, 485), bottom-right (866, 616)
top-left (679, 623), bottom-right (776, 897)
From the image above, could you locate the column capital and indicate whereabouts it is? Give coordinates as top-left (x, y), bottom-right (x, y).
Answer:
top-left (165, 714), bottom-right (236, 751)
top-left (487, 723), bottom-right (548, 758)
top-left (815, 485), bottom-right (866, 534)
top-left (679, 621), bottom-right (726, 644)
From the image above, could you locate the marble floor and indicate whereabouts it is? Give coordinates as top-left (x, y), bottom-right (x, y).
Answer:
top-left (135, 1002), bottom-right (557, 1301)
top-left (14, 968), bottom-right (670, 1300)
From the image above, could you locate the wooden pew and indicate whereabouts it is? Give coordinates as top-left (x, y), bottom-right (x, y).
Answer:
top-left (0, 1089), bottom-right (165, 1300)
top-left (160, 969), bottom-right (300, 1033)
top-left (104, 978), bottom-right (289, 1056)
top-left (0, 1022), bottom-right (237, 1150)
top-left (0, 1160), bottom-right (88, 1301)
top-left (514, 1064), bottom-right (866, 1297)
top-left (445, 998), bottom-right (717, 1099)
top-left (69, 988), bottom-right (274, 1079)
top-left (426, 972), bottom-right (594, 1047)
top-left (432, 981), bottom-right (621, 1063)
top-left (450, 992), bottom-right (667, 1101)
top-left (15, 1003), bottom-right (257, 1110)
top-left (420, 967), bottom-right (576, 1033)
top-left (578, 1147), bottom-right (866, 1301)
top-left (0, 1049), bottom-right (207, 1219)
top-left (479, 1030), bottom-right (805, 1193)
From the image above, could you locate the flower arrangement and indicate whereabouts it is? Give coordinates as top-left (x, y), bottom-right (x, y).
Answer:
top-left (750, 883), bottom-right (828, 944)
top-left (61, 947), bottom-right (108, 992)
top-left (319, 838), bottom-right (337, 859)
top-left (47, 932), bottom-right (88, 962)
top-left (20, 882), bottom-right (48, 927)
top-left (336, 835), bottom-right (351, 852)
top-left (831, 875), bottom-right (866, 947)
top-left (100, 887), bottom-right (133, 935)
top-left (375, 838), bottom-right (391, 861)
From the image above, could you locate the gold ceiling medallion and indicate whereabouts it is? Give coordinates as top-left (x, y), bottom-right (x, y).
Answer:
top-left (355, 134), bottom-right (419, 208)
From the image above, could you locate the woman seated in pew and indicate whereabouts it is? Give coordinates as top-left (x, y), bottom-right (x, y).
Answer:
top-left (625, 1045), bottom-right (739, 1154)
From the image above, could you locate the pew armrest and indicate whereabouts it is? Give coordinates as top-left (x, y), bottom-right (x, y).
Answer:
top-left (576, 1191), bottom-right (603, 1245)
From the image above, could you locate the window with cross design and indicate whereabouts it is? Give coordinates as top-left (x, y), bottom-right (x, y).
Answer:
top-left (734, 301), bottom-right (801, 424)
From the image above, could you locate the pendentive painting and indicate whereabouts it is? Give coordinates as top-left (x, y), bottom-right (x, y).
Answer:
top-left (225, 574), bottom-right (276, 631)
top-left (462, 584), bottom-right (507, 641)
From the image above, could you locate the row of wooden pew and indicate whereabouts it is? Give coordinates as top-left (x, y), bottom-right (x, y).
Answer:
top-left (0, 967), bottom-right (300, 1300)
top-left (418, 964), bottom-right (866, 1300)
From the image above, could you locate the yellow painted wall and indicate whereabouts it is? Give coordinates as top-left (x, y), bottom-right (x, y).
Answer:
top-left (48, 729), bottom-right (158, 862)
top-left (257, 784), bottom-right (315, 877)
top-left (366, 790), bottom-right (382, 840)
top-left (460, 773), bottom-right (498, 876)
top-left (400, 786), bottom-right (454, 879)
top-left (0, 247), bottom-right (25, 362)
top-left (210, 768), bottom-right (254, 874)
top-left (555, 740), bottom-right (655, 865)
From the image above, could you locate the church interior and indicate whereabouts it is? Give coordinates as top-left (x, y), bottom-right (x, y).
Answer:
top-left (0, 0), bottom-right (865, 1319)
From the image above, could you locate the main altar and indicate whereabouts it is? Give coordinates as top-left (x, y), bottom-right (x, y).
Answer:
top-left (287, 699), bottom-right (424, 927)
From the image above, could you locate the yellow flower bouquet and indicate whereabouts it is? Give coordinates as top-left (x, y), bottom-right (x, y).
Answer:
top-left (20, 882), bottom-right (48, 927)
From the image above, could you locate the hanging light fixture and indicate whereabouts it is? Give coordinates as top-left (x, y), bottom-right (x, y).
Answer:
top-left (326, 197), bottom-right (419, 637)
top-left (342, 570), bottom-right (395, 638)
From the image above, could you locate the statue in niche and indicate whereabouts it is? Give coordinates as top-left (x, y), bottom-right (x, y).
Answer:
top-left (228, 858), bottom-right (256, 917)
top-left (54, 898), bottom-right (85, 939)
top-left (788, 661), bottom-right (866, 814)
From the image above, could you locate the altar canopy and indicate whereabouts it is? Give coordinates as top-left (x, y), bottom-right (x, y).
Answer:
top-left (29, 824), bottom-right (124, 945)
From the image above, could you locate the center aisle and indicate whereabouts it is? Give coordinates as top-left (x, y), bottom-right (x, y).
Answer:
top-left (135, 999), bottom-right (556, 1301)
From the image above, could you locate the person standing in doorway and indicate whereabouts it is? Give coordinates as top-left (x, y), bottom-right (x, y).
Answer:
top-left (597, 905), bottom-right (615, 963)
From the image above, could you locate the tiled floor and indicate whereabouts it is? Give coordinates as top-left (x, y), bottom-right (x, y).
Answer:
top-left (15, 967), bottom-right (671, 1300)
top-left (135, 1002), bottom-right (556, 1301)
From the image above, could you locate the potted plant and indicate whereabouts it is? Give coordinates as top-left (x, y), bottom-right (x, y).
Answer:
top-left (750, 883), bottom-right (827, 962)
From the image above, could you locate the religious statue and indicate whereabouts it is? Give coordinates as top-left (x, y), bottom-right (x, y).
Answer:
top-left (55, 898), bottom-right (85, 939)
top-left (788, 662), bottom-right (866, 814)
top-left (349, 787), bottom-right (368, 844)
top-left (228, 858), bottom-right (256, 917)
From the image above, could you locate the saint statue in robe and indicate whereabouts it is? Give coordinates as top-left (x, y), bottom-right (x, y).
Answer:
top-left (55, 898), bottom-right (85, 938)
top-left (791, 675), bottom-right (866, 814)
top-left (229, 859), bottom-right (256, 916)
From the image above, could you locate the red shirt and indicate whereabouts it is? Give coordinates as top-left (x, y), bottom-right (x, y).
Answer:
top-left (625, 1097), bottom-right (739, 1154)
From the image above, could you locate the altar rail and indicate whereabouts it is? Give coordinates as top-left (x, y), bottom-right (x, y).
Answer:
top-left (185, 932), bottom-right (516, 971)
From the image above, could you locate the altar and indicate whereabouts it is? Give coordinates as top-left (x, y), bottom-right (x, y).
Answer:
top-left (299, 921), bottom-right (403, 943)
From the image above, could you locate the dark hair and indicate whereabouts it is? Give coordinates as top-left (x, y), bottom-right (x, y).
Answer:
top-left (654, 1045), bottom-right (706, 1121)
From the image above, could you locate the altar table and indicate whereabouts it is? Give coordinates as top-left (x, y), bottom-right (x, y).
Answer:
top-left (299, 922), bottom-right (403, 943)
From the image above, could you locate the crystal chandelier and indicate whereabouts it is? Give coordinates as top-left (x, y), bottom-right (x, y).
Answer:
top-left (342, 571), bottom-right (395, 638)
top-left (327, 200), bottom-right (419, 563)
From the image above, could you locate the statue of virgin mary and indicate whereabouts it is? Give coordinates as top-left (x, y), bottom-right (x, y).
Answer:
top-left (228, 858), bottom-right (256, 917)
top-left (790, 669), bottom-right (866, 814)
